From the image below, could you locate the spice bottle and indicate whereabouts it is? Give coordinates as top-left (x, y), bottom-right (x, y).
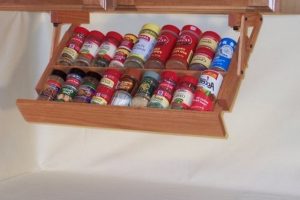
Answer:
top-left (56, 68), bottom-right (86, 102)
top-left (197, 31), bottom-right (221, 52)
top-left (124, 23), bottom-right (160, 68)
top-left (57, 27), bottom-right (89, 66)
top-left (145, 25), bottom-right (180, 69)
top-left (189, 47), bottom-right (215, 71)
top-left (74, 31), bottom-right (105, 66)
top-left (110, 68), bottom-right (142, 106)
top-left (131, 71), bottom-right (160, 107)
top-left (109, 34), bottom-right (138, 68)
top-left (94, 31), bottom-right (123, 67)
top-left (73, 71), bottom-right (102, 103)
top-left (171, 75), bottom-right (197, 110)
top-left (38, 70), bottom-right (67, 101)
top-left (166, 25), bottom-right (202, 70)
top-left (99, 68), bottom-right (123, 89)
top-left (148, 71), bottom-right (178, 109)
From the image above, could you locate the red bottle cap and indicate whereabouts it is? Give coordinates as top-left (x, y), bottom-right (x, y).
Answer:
top-left (180, 75), bottom-right (198, 86)
top-left (161, 70), bottom-right (179, 83)
top-left (182, 25), bottom-right (202, 38)
top-left (89, 30), bottom-right (105, 42)
top-left (74, 26), bottom-right (89, 36)
top-left (104, 68), bottom-right (123, 79)
top-left (201, 31), bottom-right (221, 42)
top-left (97, 85), bottom-right (115, 96)
top-left (161, 24), bottom-right (180, 36)
top-left (106, 31), bottom-right (123, 44)
top-left (195, 47), bottom-right (215, 59)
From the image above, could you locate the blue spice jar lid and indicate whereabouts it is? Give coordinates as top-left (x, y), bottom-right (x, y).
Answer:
top-left (143, 71), bottom-right (160, 81)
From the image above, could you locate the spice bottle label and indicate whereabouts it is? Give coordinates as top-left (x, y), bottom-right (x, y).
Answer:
top-left (198, 70), bottom-right (223, 97)
top-left (131, 31), bottom-right (157, 62)
top-left (61, 47), bottom-right (78, 60)
top-left (80, 40), bottom-right (100, 59)
top-left (75, 83), bottom-right (97, 103)
top-left (191, 90), bottom-right (214, 111)
top-left (111, 91), bottom-right (132, 106)
top-left (112, 49), bottom-right (130, 64)
top-left (136, 78), bottom-right (156, 99)
top-left (91, 96), bottom-right (108, 105)
top-left (198, 37), bottom-right (218, 51)
top-left (150, 92), bottom-right (170, 108)
top-left (40, 80), bottom-right (62, 99)
top-left (190, 53), bottom-right (212, 68)
top-left (117, 79), bottom-right (135, 93)
top-left (172, 89), bottom-right (194, 109)
top-left (56, 85), bottom-right (78, 102)
top-left (97, 41), bottom-right (117, 60)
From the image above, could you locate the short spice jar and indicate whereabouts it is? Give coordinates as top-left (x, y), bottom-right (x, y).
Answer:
top-left (124, 23), bottom-right (161, 68)
top-left (73, 71), bottom-right (102, 103)
top-left (131, 71), bottom-right (160, 107)
top-left (56, 68), bottom-right (86, 102)
top-left (189, 47), bottom-right (215, 71)
top-left (109, 34), bottom-right (138, 68)
top-left (171, 75), bottom-right (198, 110)
top-left (197, 31), bottom-right (221, 52)
top-left (166, 25), bottom-right (202, 70)
top-left (94, 31), bottom-right (123, 67)
top-left (57, 27), bottom-right (89, 66)
top-left (74, 31), bottom-right (105, 66)
top-left (99, 68), bottom-right (123, 89)
top-left (110, 68), bottom-right (142, 106)
top-left (38, 70), bottom-right (67, 101)
top-left (148, 70), bottom-right (178, 109)
top-left (145, 25), bottom-right (180, 69)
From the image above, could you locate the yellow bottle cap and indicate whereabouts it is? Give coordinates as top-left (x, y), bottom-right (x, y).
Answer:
top-left (124, 33), bottom-right (138, 43)
top-left (142, 23), bottom-right (161, 35)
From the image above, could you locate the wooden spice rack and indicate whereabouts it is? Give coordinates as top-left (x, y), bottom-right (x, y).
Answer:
top-left (12, 1), bottom-right (270, 137)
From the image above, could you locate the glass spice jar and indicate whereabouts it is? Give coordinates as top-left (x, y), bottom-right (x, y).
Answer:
top-left (90, 85), bottom-right (115, 105)
top-left (99, 68), bottom-right (123, 89)
top-left (130, 71), bottom-right (160, 107)
top-left (189, 47), bottom-right (215, 71)
top-left (197, 31), bottom-right (221, 52)
top-left (94, 31), bottom-right (123, 67)
top-left (57, 26), bottom-right (89, 66)
top-left (109, 33), bottom-right (138, 68)
top-left (38, 70), bottom-right (67, 101)
top-left (73, 71), bottom-right (102, 103)
top-left (171, 75), bottom-right (198, 110)
top-left (145, 25), bottom-right (180, 69)
top-left (56, 68), bottom-right (86, 102)
top-left (148, 70), bottom-right (178, 109)
top-left (110, 68), bottom-right (142, 106)
top-left (124, 23), bottom-right (161, 68)
top-left (166, 25), bottom-right (202, 70)
top-left (74, 31), bottom-right (105, 67)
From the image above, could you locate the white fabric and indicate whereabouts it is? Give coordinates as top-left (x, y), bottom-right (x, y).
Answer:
top-left (0, 12), bottom-right (300, 199)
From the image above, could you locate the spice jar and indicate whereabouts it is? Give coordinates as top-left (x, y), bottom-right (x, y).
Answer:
top-left (131, 71), bottom-right (160, 107)
top-left (94, 31), bottom-right (123, 67)
top-left (99, 68), bottom-right (122, 89)
top-left (166, 25), bottom-right (202, 70)
top-left (57, 27), bottom-right (89, 66)
top-left (56, 68), bottom-right (86, 102)
top-left (190, 89), bottom-right (214, 111)
top-left (148, 71), bottom-right (178, 109)
top-left (110, 68), bottom-right (142, 106)
top-left (74, 31), bottom-right (105, 66)
top-left (197, 31), bottom-right (221, 52)
top-left (124, 23), bottom-right (160, 68)
top-left (171, 75), bottom-right (197, 110)
top-left (189, 47), bottom-right (215, 71)
top-left (91, 85), bottom-right (115, 105)
top-left (145, 25), bottom-right (180, 69)
top-left (38, 70), bottom-right (67, 101)
top-left (109, 34), bottom-right (138, 68)
top-left (73, 71), bottom-right (102, 103)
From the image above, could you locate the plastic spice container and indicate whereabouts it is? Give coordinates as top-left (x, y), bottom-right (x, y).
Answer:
top-left (57, 27), bottom-right (89, 66)
top-left (99, 68), bottom-right (122, 89)
top-left (197, 31), bottom-right (221, 52)
top-left (94, 31), bottom-right (123, 67)
top-left (166, 25), bottom-right (202, 70)
top-left (38, 70), bottom-right (67, 101)
top-left (148, 71), bottom-right (178, 109)
top-left (74, 31), bottom-right (105, 66)
top-left (145, 25), bottom-right (180, 69)
top-left (73, 71), bottom-right (102, 103)
top-left (90, 85), bottom-right (115, 105)
top-left (190, 89), bottom-right (214, 111)
top-left (189, 47), bottom-right (215, 71)
top-left (131, 71), bottom-right (160, 107)
top-left (109, 34), bottom-right (138, 68)
top-left (210, 38), bottom-right (237, 72)
top-left (56, 68), bottom-right (86, 102)
top-left (124, 23), bottom-right (161, 68)
top-left (171, 75), bottom-right (198, 110)
top-left (110, 68), bottom-right (142, 106)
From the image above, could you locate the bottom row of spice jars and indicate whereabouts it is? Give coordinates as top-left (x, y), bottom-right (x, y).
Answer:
top-left (38, 67), bottom-right (224, 111)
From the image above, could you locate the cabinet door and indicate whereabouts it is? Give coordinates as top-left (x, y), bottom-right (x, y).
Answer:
top-left (275, 0), bottom-right (300, 14)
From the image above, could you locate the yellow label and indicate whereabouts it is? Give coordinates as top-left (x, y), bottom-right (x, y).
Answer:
top-left (91, 96), bottom-right (108, 105)
top-left (198, 38), bottom-right (218, 51)
top-left (190, 54), bottom-right (212, 68)
top-left (100, 77), bottom-right (114, 89)
top-left (61, 47), bottom-right (78, 60)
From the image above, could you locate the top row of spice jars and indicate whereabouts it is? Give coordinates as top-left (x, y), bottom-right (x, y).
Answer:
top-left (57, 23), bottom-right (237, 72)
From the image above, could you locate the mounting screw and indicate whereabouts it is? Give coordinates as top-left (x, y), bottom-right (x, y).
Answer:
top-left (53, 23), bottom-right (59, 27)
top-left (260, 17), bottom-right (263, 21)
top-left (250, 44), bottom-right (253, 48)
top-left (233, 26), bottom-right (239, 31)
top-left (241, 70), bottom-right (244, 75)
top-left (245, 17), bottom-right (248, 21)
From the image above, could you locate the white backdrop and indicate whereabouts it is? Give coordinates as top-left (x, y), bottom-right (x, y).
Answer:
top-left (0, 12), bottom-right (300, 199)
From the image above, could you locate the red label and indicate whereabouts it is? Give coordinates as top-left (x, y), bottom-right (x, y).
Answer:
top-left (66, 77), bottom-right (81, 88)
top-left (190, 90), bottom-right (214, 111)
top-left (66, 33), bottom-right (86, 52)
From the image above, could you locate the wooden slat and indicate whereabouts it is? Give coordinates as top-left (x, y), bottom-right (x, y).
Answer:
top-left (51, 11), bottom-right (90, 24)
top-left (16, 99), bottom-right (226, 137)
top-left (275, 0), bottom-right (300, 14)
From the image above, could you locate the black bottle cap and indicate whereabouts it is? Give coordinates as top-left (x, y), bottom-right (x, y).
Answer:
top-left (69, 68), bottom-right (86, 78)
top-left (86, 71), bottom-right (102, 81)
top-left (51, 69), bottom-right (67, 81)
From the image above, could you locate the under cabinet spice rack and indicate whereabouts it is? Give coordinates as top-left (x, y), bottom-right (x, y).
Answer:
top-left (16, 11), bottom-right (263, 137)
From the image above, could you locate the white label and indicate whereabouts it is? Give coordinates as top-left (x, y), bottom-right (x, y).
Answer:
top-left (172, 89), bottom-right (193, 107)
top-left (130, 33), bottom-right (157, 61)
top-left (198, 70), bottom-right (223, 97)
top-left (111, 91), bottom-right (131, 106)
top-left (80, 41), bottom-right (99, 57)
top-left (98, 41), bottom-right (118, 59)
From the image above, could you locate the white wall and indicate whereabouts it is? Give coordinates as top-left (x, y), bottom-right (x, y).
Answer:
top-left (0, 12), bottom-right (300, 197)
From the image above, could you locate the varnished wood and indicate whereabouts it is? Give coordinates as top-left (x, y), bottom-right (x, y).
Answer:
top-left (51, 11), bottom-right (90, 24)
top-left (50, 24), bottom-right (62, 56)
top-left (16, 99), bottom-right (226, 137)
top-left (275, 0), bottom-right (300, 14)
